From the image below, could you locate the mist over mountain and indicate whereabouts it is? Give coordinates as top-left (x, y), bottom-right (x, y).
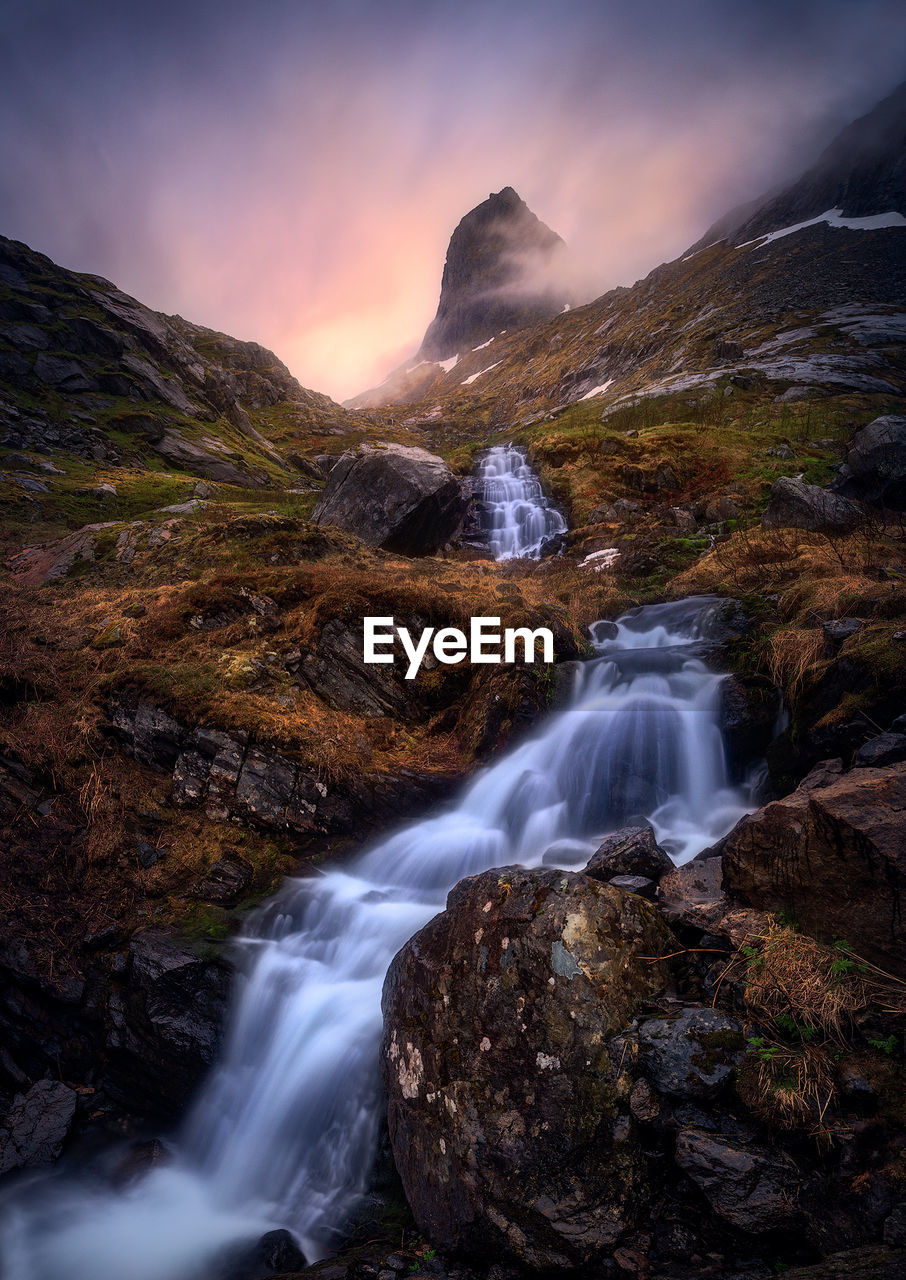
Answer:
top-left (417, 187), bottom-right (569, 360)
top-left (693, 78), bottom-right (906, 249)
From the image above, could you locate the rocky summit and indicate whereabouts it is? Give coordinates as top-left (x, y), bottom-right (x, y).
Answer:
top-left (2, 73), bottom-right (906, 1280)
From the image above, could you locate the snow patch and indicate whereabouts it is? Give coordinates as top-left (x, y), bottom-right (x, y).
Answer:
top-left (579, 378), bottom-right (614, 401)
top-left (580, 548), bottom-right (620, 572)
top-left (462, 361), bottom-right (502, 386)
top-left (438, 355), bottom-right (460, 373)
top-left (741, 207), bottom-right (906, 248)
top-left (472, 337), bottom-right (495, 352)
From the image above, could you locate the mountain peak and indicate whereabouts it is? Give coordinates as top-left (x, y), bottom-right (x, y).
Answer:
top-left (417, 187), bottom-right (568, 360)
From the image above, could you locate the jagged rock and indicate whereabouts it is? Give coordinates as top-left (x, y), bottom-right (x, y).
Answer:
top-left (584, 826), bottom-right (673, 882)
top-left (719, 762), bottom-right (906, 975)
top-left (674, 1128), bottom-right (801, 1233)
top-left (5, 522), bottom-right (116, 585)
top-left (312, 443), bottom-right (468, 555)
top-left (33, 353), bottom-right (96, 392)
top-left (382, 865), bottom-right (672, 1270)
top-left (109, 696), bottom-right (184, 771)
top-left (418, 187), bottom-right (568, 360)
top-left (608, 875), bottom-right (657, 900)
top-left (291, 617), bottom-right (416, 718)
top-left (761, 476), bottom-right (861, 533)
top-left (635, 1007), bottom-right (745, 1100)
top-left (193, 853), bottom-right (254, 906)
top-left (854, 733), bottom-right (906, 767)
top-left (834, 415), bottom-right (906, 510)
top-left (0, 1079), bottom-right (78, 1173)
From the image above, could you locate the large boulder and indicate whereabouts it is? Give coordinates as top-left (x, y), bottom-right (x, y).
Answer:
top-left (381, 865), bottom-right (672, 1270)
top-left (584, 825), bottom-right (674, 882)
top-left (761, 476), bottom-right (861, 533)
top-left (311, 443), bottom-right (468, 555)
top-left (719, 763), bottom-right (906, 974)
top-left (833, 415), bottom-right (906, 511)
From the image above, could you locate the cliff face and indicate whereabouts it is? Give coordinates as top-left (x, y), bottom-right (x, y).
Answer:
top-left (417, 186), bottom-right (568, 360)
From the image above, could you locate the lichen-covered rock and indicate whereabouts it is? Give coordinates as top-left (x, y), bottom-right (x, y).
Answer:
top-left (312, 443), bottom-right (468, 555)
top-left (719, 762), bottom-right (906, 974)
top-left (381, 866), bottom-right (672, 1270)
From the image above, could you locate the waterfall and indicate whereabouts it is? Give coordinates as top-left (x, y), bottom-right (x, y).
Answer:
top-left (476, 445), bottom-right (566, 559)
top-left (0, 597), bottom-right (758, 1280)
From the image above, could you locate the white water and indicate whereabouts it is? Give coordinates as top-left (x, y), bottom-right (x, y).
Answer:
top-left (477, 444), bottom-right (566, 559)
top-left (0, 597), bottom-right (758, 1280)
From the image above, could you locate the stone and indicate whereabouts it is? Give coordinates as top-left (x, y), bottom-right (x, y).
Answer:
top-left (636, 1007), bottom-right (745, 1100)
top-left (883, 1205), bottom-right (906, 1248)
top-left (719, 763), bottom-right (906, 975)
top-left (767, 443), bottom-right (795, 459)
top-left (0, 1079), bottom-right (78, 1173)
top-left (5, 523), bottom-right (115, 585)
top-left (193, 853), bottom-right (254, 907)
top-left (761, 476), bottom-right (861, 533)
top-left (584, 826), bottom-right (673, 882)
top-left (608, 875), bottom-right (657, 900)
top-left (823, 617), bottom-right (865, 646)
top-left (854, 733), bottom-right (906, 768)
top-left (669, 507), bottom-right (697, 532)
top-left (312, 443), bottom-right (468, 555)
top-left (33, 353), bottom-right (96, 392)
top-left (92, 482), bottom-right (118, 500)
top-left (382, 866), bottom-right (672, 1269)
top-left (136, 840), bottom-right (166, 869)
top-left (720, 675), bottom-right (782, 777)
top-left (834, 415), bottom-right (906, 511)
top-left (153, 430), bottom-right (267, 488)
top-left (674, 1128), bottom-right (801, 1233)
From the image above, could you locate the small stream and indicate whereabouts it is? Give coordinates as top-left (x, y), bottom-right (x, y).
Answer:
top-left (0, 595), bottom-right (759, 1280)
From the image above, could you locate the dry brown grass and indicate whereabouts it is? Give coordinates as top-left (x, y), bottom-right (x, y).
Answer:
top-left (767, 628), bottom-right (827, 698)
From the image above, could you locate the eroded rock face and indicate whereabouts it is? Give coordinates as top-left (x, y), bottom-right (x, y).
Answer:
top-left (761, 476), bottom-right (861, 533)
top-left (674, 1128), bottom-right (801, 1233)
top-left (381, 866), bottom-right (672, 1270)
top-left (719, 762), bottom-right (906, 974)
top-left (312, 443), bottom-right (468, 555)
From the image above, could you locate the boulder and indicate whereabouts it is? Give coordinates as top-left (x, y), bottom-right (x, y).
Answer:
top-left (719, 763), bottom-right (906, 974)
top-left (761, 476), bottom-right (861, 533)
top-left (674, 1128), bottom-right (801, 1233)
top-left (312, 443), bottom-right (468, 555)
top-left (153, 429), bottom-right (268, 488)
top-left (833, 415), bottom-right (906, 511)
top-left (854, 733), bottom-right (906, 768)
top-left (635, 1007), bottom-right (745, 1100)
top-left (382, 865), bottom-right (672, 1270)
top-left (584, 825), bottom-right (673, 882)
top-left (0, 1079), bottom-right (78, 1173)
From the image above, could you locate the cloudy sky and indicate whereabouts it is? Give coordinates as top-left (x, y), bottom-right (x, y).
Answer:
top-left (1, 0), bottom-right (905, 400)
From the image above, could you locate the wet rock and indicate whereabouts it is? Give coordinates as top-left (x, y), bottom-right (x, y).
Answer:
top-left (719, 762), bottom-right (906, 975)
top-left (636, 1007), bottom-right (745, 1100)
top-left (0, 1078), bottom-right (77, 1173)
top-left (720, 675), bottom-right (782, 777)
top-left (854, 733), bottom-right (906, 768)
top-left (382, 865), bottom-right (672, 1270)
top-left (834, 415), bottom-right (906, 511)
top-left (585, 826), bottom-right (673, 882)
top-left (312, 443), bottom-right (468, 555)
top-left (258, 1228), bottom-right (307, 1272)
top-left (674, 1128), bottom-right (801, 1232)
top-left (761, 476), bottom-right (861, 533)
top-left (608, 875), bottom-right (657, 900)
top-left (112, 1137), bottom-right (171, 1186)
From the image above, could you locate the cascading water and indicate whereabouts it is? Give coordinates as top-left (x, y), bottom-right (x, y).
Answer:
top-left (0, 597), bottom-right (759, 1280)
top-left (477, 445), bottom-right (566, 558)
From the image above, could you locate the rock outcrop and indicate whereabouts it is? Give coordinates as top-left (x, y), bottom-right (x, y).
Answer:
top-left (719, 762), bottom-right (906, 974)
top-left (312, 443), bottom-right (468, 554)
top-left (0, 1079), bottom-right (78, 1173)
top-left (382, 865), bottom-right (672, 1270)
top-left (418, 187), bottom-right (568, 360)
